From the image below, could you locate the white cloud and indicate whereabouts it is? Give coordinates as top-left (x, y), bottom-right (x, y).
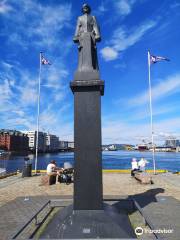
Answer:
top-left (29, 4), bottom-right (72, 48)
top-left (0, 79), bottom-right (13, 102)
top-left (94, 1), bottom-right (108, 16)
top-left (115, 0), bottom-right (135, 16)
top-left (0, 64), bottom-right (36, 130)
top-left (102, 119), bottom-right (150, 144)
top-left (41, 58), bottom-right (69, 103)
top-left (0, 60), bottom-right (70, 133)
top-left (170, 2), bottom-right (180, 9)
top-left (96, 0), bottom-right (136, 17)
top-left (1, 0), bottom-right (72, 50)
top-left (0, 4), bottom-right (72, 135)
top-left (100, 47), bottom-right (118, 61)
top-left (113, 21), bottom-right (157, 51)
top-left (134, 104), bottom-right (179, 121)
top-left (20, 88), bottom-right (38, 106)
top-left (38, 103), bottom-right (73, 140)
top-left (12, 110), bottom-right (25, 117)
top-left (102, 116), bottom-right (180, 144)
top-left (0, 1), bottom-right (73, 138)
top-left (0, 1), bottom-right (12, 14)
top-left (128, 73), bottom-right (180, 107)
top-left (98, 3), bottom-right (107, 13)
top-left (154, 117), bottom-right (180, 138)
top-left (105, 73), bottom-right (180, 144)
top-left (101, 20), bottom-right (157, 61)
top-left (40, 111), bottom-right (57, 128)
top-left (5, 117), bottom-right (36, 130)
top-left (44, 64), bottom-right (69, 88)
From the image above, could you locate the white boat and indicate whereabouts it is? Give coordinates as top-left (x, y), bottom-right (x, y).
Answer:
top-left (0, 167), bottom-right (6, 176)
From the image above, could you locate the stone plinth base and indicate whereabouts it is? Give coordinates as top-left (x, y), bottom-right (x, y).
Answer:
top-left (40, 204), bottom-right (136, 239)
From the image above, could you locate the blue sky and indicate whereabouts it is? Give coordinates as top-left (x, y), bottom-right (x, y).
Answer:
top-left (0, 0), bottom-right (180, 144)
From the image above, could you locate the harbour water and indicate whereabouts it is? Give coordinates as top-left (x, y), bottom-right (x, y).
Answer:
top-left (0, 151), bottom-right (180, 173)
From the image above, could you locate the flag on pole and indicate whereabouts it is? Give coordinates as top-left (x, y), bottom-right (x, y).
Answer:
top-left (150, 54), bottom-right (170, 64)
top-left (41, 55), bottom-right (51, 65)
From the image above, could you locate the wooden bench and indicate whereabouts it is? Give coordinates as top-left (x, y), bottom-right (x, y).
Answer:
top-left (40, 174), bottom-right (56, 186)
top-left (134, 172), bottom-right (153, 184)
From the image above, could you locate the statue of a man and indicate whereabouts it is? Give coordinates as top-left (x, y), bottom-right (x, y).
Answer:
top-left (73, 4), bottom-right (101, 78)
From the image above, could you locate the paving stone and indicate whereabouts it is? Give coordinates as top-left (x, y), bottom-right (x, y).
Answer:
top-left (133, 195), bottom-right (180, 239)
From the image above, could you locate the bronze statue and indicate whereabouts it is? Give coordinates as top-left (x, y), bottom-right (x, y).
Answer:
top-left (73, 4), bottom-right (101, 79)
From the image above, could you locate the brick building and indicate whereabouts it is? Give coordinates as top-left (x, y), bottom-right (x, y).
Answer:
top-left (0, 130), bottom-right (29, 152)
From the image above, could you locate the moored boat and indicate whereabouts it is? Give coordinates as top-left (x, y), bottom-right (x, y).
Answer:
top-left (0, 167), bottom-right (6, 176)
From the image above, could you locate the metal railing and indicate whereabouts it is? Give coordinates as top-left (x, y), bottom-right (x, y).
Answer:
top-left (131, 197), bottom-right (162, 239)
top-left (12, 198), bottom-right (73, 239)
top-left (12, 200), bottom-right (51, 239)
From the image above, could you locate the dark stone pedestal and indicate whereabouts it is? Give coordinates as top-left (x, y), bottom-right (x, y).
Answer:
top-left (40, 80), bottom-right (136, 239)
top-left (70, 80), bottom-right (104, 210)
top-left (40, 204), bottom-right (136, 239)
top-left (74, 70), bottom-right (100, 81)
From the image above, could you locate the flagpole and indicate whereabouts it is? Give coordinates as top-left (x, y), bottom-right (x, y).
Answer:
top-left (35, 52), bottom-right (42, 174)
top-left (148, 51), bottom-right (156, 175)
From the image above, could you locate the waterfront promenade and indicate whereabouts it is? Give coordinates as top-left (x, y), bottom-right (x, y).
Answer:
top-left (0, 172), bottom-right (180, 239)
top-left (1, 172), bottom-right (180, 206)
top-left (0, 172), bottom-right (180, 206)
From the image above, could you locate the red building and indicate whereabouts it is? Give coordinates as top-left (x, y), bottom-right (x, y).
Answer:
top-left (0, 130), bottom-right (29, 152)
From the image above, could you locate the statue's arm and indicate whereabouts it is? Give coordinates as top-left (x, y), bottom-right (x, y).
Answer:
top-left (92, 16), bottom-right (101, 42)
top-left (73, 17), bottom-right (81, 43)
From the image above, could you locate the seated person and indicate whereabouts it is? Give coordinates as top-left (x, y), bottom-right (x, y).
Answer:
top-left (131, 158), bottom-right (138, 176)
top-left (138, 158), bottom-right (149, 172)
top-left (47, 160), bottom-right (63, 182)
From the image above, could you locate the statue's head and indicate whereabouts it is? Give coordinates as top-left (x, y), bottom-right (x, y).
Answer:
top-left (82, 3), bottom-right (91, 14)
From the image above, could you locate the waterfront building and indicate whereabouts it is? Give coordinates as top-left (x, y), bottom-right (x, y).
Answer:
top-left (23, 131), bottom-right (46, 152)
top-left (0, 129), bottom-right (28, 152)
top-left (151, 146), bottom-right (173, 152)
top-left (46, 134), bottom-right (59, 152)
top-left (68, 141), bottom-right (74, 150)
top-left (59, 141), bottom-right (68, 150)
top-left (165, 139), bottom-right (180, 148)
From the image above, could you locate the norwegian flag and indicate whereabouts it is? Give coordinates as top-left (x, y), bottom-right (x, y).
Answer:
top-left (150, 54), bottom-right (170, 64)
top-left (41, 55), bottom-right (51, 65)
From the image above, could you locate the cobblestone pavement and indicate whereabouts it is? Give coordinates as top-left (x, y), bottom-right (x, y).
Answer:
top-left (0, 174), bottom-right (73, 207)
top-left (102, 172), bottom-right (180, 200)
top-left (0, 172), bottom-right (180, 207)
top-left (0, 172), bottom-right (180, 239)
top-left (0, 196), bottom-right (50, 240)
